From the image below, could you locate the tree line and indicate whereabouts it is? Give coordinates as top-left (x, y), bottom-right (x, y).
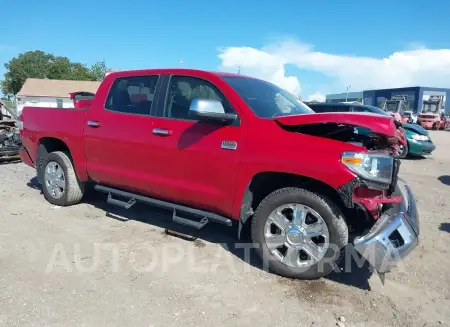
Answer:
top-left (1, 50), bottom-right (109, 98)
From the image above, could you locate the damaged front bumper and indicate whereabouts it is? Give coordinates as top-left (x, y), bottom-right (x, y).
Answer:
top-left (353, 178), bottom-right (419, 273)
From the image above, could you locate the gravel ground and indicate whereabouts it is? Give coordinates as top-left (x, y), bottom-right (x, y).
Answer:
top-left (1, 131), bottom-right (449, 327)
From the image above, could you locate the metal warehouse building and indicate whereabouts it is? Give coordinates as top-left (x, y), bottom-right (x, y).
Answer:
top-left (326, 87), bottom-right (450, 114)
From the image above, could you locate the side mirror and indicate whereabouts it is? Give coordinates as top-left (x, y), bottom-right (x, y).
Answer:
top-left (188, 98), bottom-right (237, 124)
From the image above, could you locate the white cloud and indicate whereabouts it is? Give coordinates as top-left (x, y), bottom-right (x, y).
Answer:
top-left (217, 46), bottom-right (301, 94)
top-left (217, 39), bottom-right (450, 94)
top-left (306, 92), bottom-right (326, 102)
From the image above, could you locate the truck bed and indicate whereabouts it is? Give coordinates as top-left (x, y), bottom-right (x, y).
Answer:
top-left (20, 107), bottom-right (89, 171)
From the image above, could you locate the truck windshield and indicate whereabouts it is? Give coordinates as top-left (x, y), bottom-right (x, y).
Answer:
top-left (385, 101), bottom-right (399, 112)
top-left (423, 103), bottom-right (438, 113)
top-left (221, 76), bottom-right (313, 118)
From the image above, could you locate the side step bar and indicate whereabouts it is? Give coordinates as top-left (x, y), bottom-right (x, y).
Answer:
top-left (95, 184), bottom-right (233, 229)
top-left (107, 193), bottom-right (136, 209)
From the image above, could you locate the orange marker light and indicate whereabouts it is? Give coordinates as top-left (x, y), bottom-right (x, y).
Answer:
top-left (341, 157), bottom-right (362, 165)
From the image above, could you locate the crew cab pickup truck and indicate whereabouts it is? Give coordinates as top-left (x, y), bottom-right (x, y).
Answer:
top-left (20, 69), bottom-right (419, 279)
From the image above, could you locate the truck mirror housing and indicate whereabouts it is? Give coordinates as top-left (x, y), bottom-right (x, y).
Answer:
top-left (188, 98), bottom-right (237, 124)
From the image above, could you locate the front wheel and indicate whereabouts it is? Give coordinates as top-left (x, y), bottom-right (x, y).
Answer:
top-left (251, 187), bottom-right (348, 279)
top-left (41, 151), bottom-right (85, 206)
top-left (397, 143), bottom-right (409, 159)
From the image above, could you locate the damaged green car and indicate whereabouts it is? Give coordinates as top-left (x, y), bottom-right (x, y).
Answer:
top-left (398, 123), bottom-right (436, 158)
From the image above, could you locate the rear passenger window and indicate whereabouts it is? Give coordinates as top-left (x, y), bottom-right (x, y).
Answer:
top-left (105, 75), bottom-right (159, 115)
top-left (165, 75), bottom-right (235, 120)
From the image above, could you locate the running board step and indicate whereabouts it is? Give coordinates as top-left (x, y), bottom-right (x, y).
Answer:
top-left (172, 209), bottom-right (209, 229)
top-left (107, 193), bottom-right (136, 209)
top-left (95, 184), bottom-right (233, 227)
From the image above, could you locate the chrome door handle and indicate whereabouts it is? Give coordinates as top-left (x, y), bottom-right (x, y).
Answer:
top-left (152, 128), bottom-right (172, 136)
top-left (87, 121), bottom-right (101, 128)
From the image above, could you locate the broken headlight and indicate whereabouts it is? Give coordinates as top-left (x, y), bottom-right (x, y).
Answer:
top-left (341, 152), bottom-right (393, 184)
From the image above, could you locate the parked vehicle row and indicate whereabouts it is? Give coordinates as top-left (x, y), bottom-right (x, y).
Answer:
top-left (20, 69), bottom-right (419, 280)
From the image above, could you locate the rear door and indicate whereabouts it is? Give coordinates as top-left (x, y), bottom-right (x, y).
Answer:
top-left (146, 74), bottom-right (242, 216)
top-left (83, 73), bottom-right (164, 193)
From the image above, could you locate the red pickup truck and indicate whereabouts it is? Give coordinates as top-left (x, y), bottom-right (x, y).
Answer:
top-left (19, 69), bottom-right (419, 279)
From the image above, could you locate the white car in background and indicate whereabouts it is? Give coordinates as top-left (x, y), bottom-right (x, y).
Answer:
top-left (402, 111), bottom-right (418, 124)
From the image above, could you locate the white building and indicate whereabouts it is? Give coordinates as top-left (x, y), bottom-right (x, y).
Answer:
top-left (16, 78), bottom-right (101, 114)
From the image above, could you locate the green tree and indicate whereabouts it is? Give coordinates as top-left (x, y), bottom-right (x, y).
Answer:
top-left (0, 51), bottom-right (107, 96)
top-left (90, 60), bottom-right (108, 81)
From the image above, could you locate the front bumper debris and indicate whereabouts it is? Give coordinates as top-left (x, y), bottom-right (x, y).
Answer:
top-left (353, 178), bottom-right (419, 273)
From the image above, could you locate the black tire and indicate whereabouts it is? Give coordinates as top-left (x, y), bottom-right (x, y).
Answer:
top-left (36, 144), bottom-right (49, 185)
top-left (433, 123), bottom-right (438, 130)
top-left (251, 187), bottom-right (348, 279)
top-left (41, 151), bottom-right (85, 206)
top-left (397, 142), bottom-right (409, 159)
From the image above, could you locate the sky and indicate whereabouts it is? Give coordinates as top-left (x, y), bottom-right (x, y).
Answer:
top-left (1, 0), bottom-right (450, 101)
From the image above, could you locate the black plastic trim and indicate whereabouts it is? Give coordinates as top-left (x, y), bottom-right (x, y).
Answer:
top-left (336, 178), bottom-right (359, 208)
top-left (95, 184), bottom-right (233, 227)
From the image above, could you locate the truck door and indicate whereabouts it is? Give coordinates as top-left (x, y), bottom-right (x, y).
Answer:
top-left (146, 74), bottom-right (242, 217)
top-left (83, 73), bottom-right (164, 192)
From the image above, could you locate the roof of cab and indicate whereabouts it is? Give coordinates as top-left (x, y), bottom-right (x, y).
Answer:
top-left (105, 68), bottom-right (251, 79)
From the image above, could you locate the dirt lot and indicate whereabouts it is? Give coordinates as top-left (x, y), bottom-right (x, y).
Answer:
top-left (1, 131), bottom-right (449, 327)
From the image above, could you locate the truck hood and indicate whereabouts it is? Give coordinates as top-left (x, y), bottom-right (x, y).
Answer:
top-left (275, 112), bottom-right (397, 138)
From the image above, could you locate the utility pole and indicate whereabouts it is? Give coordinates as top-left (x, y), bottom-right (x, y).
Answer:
top-left (345, 85), bottom-right (351, 102)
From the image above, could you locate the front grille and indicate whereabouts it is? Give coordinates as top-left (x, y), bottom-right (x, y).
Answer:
top-left (389, 158), bottom-right (401, 195)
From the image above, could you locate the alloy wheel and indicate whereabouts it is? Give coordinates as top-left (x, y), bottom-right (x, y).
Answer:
top-left (263, 204), bottom-right (330, 268)
top-left (44, 161), bottom-right (66, 199)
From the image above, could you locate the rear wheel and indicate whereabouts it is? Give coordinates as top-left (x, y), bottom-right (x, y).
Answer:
top-left (251, 187), bottom-right (348, 279)
top-left (433, 123), bottom-right (439, 130)
top-left (41, 151), bottom-right (85, 206)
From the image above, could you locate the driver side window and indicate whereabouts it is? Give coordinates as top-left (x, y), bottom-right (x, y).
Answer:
top-left (165, 75), bottom-right (235, 120)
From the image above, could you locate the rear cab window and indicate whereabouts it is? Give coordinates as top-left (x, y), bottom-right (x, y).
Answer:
top-left (105, 75), bottom-right (160, 115)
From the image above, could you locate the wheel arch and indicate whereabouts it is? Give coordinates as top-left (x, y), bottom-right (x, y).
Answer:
top-left (37, 137), bottom-right (88, 183)
top-left (237, 171), bottom-right (348, 238)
